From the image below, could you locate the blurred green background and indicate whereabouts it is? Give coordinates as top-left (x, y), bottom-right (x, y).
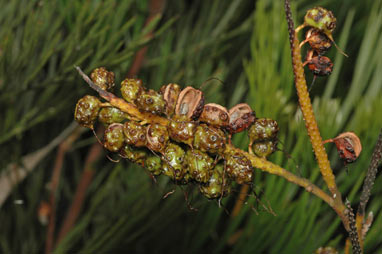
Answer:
top-left (0, 0), bottom-right (381, 253)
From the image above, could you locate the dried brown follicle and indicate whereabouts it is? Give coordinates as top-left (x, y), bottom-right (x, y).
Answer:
top-left (303, 50), bottom-right (333, 76)
top-left (324, 132), bottom-right (362, 164)
top-left (160, 83), bottom-right (181, 117)
top-left (300, 28), bottom-right (332, 54)
top-left (228, 103), bottom-right (256, 134)
top-left (175, 86), bottom-right (205, 120)
top-left (199, 103), bottom-right (230, 128)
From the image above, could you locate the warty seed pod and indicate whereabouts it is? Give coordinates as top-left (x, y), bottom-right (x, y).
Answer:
top-left (185, 149), bottom-right (214, 183)
top-left (193, 124), bottom-right (226, 154)
top-left (168, 115), bottom-right (197, 146)
top-left (160, 83), bottom-right (181, 117)
top-left (199, 103), bottom-right (229, 128)
top-left (120, 78), bottom-right (143, 103)
top-left (74, 95), bottom-right (101, 129)
top-left (146, 124), bottom-right (169, 153)
top-left (304, 7), bottom-right (336, 37)
top-left (175, 86), bottom-right (204, 120)
top-left (98, 107), bottom-right (127, 125)
top-left (225, 150), bottom-right (253, 184)
top-left (145, 155), bottom-right (162, 176)
top-left (199, 163), bottom-right (231, 199)
top-left (252, 139), bottom-right (278, 158)
top-left (135, 89), bottom-right (166, 114)
top-left (119, 144), bottom-right (147, 166)
top-left (304, 50), bottom-right (333, 76)
top-left (123, 121), bottom-right (147, 147)
top-left (228, 103), bottom-right (256, 134)
top-left (104, 123), bottom-right (125, 152)
top-left (304, 28), bottom-right (332, 54)
top-left (248, 118), bottom-right (279, 143)
top-left (90, 67), bottom-right (115, 91)
top-left (162, 143), bottom-right (186, 181)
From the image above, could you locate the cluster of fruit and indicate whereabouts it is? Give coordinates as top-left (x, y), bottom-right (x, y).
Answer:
top-left (298, 7), bottom-right (345, 78)
top-left (74, 67), bottom-right (279, 199)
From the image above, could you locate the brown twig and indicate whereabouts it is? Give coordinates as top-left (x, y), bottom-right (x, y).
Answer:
top-left (345, 200), bottom-right (362, 254)
top-left (356, 129), bottom-right (382, 248)
top-left (0, 122), bottom-right (80, 208)
top-left (54, 1), bottom-right (167, 248)
top-left (45, 126), bottom-right (83, 254)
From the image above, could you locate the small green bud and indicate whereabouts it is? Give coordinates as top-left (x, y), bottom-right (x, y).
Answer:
top-left (121, 78), bottom-right (143, 103)
top-left (104, 123), bottom-right (125, 152)
top-left (98, 107), bottom-right (127, 125)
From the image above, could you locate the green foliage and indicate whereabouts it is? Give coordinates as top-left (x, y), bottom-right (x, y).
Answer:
top-left (0, 0), bottom-right (381, 253)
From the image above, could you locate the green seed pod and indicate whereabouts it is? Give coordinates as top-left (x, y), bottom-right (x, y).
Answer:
top-left (162, 143), bottom-right (186, 181)
top-left (304, 7), bottom-right (336, 37)
top-left (199, 163), bottom-right (231, 199)
top-left (119, 144), bottom-right (147, 166)
top-left (185, 149), bottom-right (214, 183)
top-left (120, 78), bottom-right (143, 103)
top-left (146, 124), bottom-right (169, 153)
top-left (248, 118), bottom-right (279, 142)
top-left (104, 123), bottom-right (125, 152)
top-left (252, 139), bottom-right (278, 158)
top-left (98, 107), bottom-right (127, 125)
top-left (315, 247), bottom-right (338, 254)
top-left (225, 150), bottom-right (253, 184)
top-left (74, 95), bottom-right (101, 129)
top-left (168, 115), bottom-right (197, 146)
top-left (135, 89), bottom-right (166, 114)
top-left (145, 154), bottom-right (162, 175)
top-left (199, 103), bottom-right (230, 128)
top-left (160, 83), bottom-right (181, 117)
top-left (193, 124), bottom-right (226, 154)
top-left (123, 121), bottom-right (147, 147)
top-left (90, 67), bottom-right (115, 91)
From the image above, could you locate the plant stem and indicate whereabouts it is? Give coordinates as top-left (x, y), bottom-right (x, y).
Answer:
top-left (284, 0), bottom-right (346, 228)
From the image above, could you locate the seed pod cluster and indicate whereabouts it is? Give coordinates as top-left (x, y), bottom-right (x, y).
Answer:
top-left (74, 67), bottom-right (279, 200)
top-left (298, 7), bottom-right (345, 78)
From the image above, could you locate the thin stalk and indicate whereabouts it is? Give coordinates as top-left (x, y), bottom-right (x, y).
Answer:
top-left (284, 0), bottom-right (346, 228)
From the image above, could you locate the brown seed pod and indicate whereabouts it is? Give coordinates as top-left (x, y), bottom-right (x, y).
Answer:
top-left (146, 124), bottom-right (169, 153)
top-left (228, 103), bottom-right (256, 134)
top-left (323, 132), bottom-right (362, 164)
top-left (199, 103), bottom-right (229, 128)
top-left (304, 50), bottom-right (333, 76)
top-left (175, 86), bottom-right (204, 120)
top-left (90, 67), bottom-right (115, 91)
top-left (123, 121), bottom-right (147, 147)
top-left (168, 115), bottom-right (197, 146)
top-left (160, 83), bottom-right (181, 117)
top-left (225, 150), bottom-right (253, 184)
top-left (301, 28), bottom-right (332, 55)
top-left (193, 124), bottom-right (226, 154)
